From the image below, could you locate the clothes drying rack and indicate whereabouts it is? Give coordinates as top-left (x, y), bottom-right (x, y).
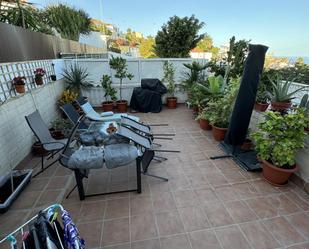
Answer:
top-left (0, 204), bottom-right (80, 249)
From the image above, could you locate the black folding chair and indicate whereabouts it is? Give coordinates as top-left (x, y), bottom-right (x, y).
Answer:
top-left (60, 103), bottom-right (89, 130)
top-left (25, 111), bottom-right (67, 177)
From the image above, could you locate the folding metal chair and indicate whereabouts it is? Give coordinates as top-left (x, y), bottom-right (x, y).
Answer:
top-left (25, 111), bottom-right (67, 177)
top-left (60, 103), bottom-right (89, 130)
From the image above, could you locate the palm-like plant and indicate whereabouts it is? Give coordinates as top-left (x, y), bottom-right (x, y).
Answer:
top-left (62, 64), bottom-right (93, 96)
top-left (268, 75), bottom-right (306, 103)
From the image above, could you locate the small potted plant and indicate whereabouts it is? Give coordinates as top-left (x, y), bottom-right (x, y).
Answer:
top-left (50, 118), bottom-right (72, 139)
top-left (34, 68), bottom-right (46, 85)
top-left (268, 75), bottom-right (306, 111)
top-left (251, 109), bottom-right (308, 185)
top-left (58, 90), bottom-right (78, 106)
top-left (255, 83), bottom-right (270, 112)
top-left (196, 109), bottom-right (212, 130)
top-left (101, 75), bottom-right (117, 112)
top-left (162, 61), bottom-right (177, 108)
top-left (12, 76), bottom-right (26, 94)
top-left (109, 56), bottom-right (134, 112)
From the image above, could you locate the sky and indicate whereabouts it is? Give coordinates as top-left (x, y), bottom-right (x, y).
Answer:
top-left (33, 0), bottom-right (309, 57)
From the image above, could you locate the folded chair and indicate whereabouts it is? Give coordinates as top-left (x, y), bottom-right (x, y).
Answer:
top-left (60, 103), bottom-right (89, 130)
top-left (25, 111), bottom-right (67, 177)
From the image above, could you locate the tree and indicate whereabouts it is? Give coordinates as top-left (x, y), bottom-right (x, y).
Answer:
top-left (155, 15), bottom-right (205, 58)
top-left (43, 4), bottom-right (91, 41)
top-left (90, 19), bottom-right (112, 35)
top-left (196, 34), bottom-right (213, 52)
top-left (139, 36), bottom-right (157, 58)
top-left (126, 28), bottom-right (143, 46)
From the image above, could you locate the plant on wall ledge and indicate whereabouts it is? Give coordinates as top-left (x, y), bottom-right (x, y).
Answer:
top-left (162, 61), bottom-right (178, 109)
top-left (62, 64), bottom-right (93, 96)
top-left (109, 55), bottom-right (134, 112)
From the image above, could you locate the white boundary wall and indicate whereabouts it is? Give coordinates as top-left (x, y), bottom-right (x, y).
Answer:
top-left (64, 58), bottom-right (208, 106)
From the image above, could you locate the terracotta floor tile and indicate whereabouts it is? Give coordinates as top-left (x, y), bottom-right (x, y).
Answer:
top-left (131, 238), bottom-right (161, 249)
top-left (179, 206), bottom-right (210, 232)
top-left (173, 189), bottom-right (200, 207)
top-left (105, 198), bottom-right (129, 219)
top-left (286, 242), bottom-right (309, 249)
top-left (285, 192), bottom-right (309, 211)
top-left (79, 200), bottom-right (105, 222)
top-left (102, 218), bottom-right (130, 246)
top-left (130, 214), bottom-right (158, 241)
top-left (285, 213), bottom-right (309, 239)
top-left (203, 202), bottom-right (234, 227)
top-left (78, 221), bottom-right (103, 249)
top-left (222, 171), bottom-right (247, 184)
top-left (160, 234), bottom-right (191, 249)
top-left (24, 177), bottom-right (49, 192)
top-left (215, 225), bottom-right (251, 249)
top-left (189, 229), bottom-right (221, 249)
top-left (232, 182), bottom-right (260, 199)
top-left (168, 176), bottom-right (191, 191)
top-left (130, 196), bottom-right (153, 216)
top-left (263, 217), bottom-right (305, 246)
top-left (152, 191), bottom-right (176, 212)
top-left (251, 179), bottom-right (281, 195)
top-left (194, 187), bottom-right (219, 204)
top-left (155, 210), bottom-right (184, 236)
top-left (102, 243), bottom-right (130, 249)
top-left (269, 194), bottom-right (301, 215)
top-left (225, 200), bottom-right (258, 223)
top-left (10, 190), bottom-right (40, 210)
top-left (35, 189), bottom-right (63, 208)
top-left (0, 210), bottom-right (29, 236)
top-left (239, 221), bottom-right (280, 249)
top-left (205, 173), bottom-right (228, 186)
top-left (46, 175), bottom-right (72, 190)
top-left (214, 185), bottom-right (239, 201)
top-left (246, 197), bottom-right (278, 219)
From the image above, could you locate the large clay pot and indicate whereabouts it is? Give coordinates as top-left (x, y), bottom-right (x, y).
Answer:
top-left (254, 102), bottom-right (269, 112)
top-left (212, 126), bottom-right (228, 141)
top-left (117, 100), bottom-right (128, 112)
top-left (166, 97), bottom-right (177, 109)
top-left (15, 84), bottom-right (25, 94)
top-left (35, 75), bottom-right (43, 85)
top-left (199, 119), bottom-right (212, 130)
top-left (102, 101), bottom-right (114, 112)
top-left (32, 142), bottom-right (48, 156)
top-left (271, 101), bottom-right (291, 111)
top-left (261, 159), bottom-right (299, 186)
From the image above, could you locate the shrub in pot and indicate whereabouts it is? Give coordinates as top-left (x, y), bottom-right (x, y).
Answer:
top-left (299, 94), bottom-right (309, 131)
top-left (205, 79), bottom-right (239, 141)
top-left (50, 118), bottom-right (72, 139)
top-left (251, 109), bottom-right (308, 185)
top-left (196, 109), bottom-right (212, 130)
top-left (34, 68), bottom-right (46, 85)
top-left (12, 76), bottom-right (26, 94)
top-left (255, 83), bottom-right (270, 112)
top-left (58, 90), bottom-right (78, 106)
top-left (109, 56), bottom-right (134, 112)
top-left (161, 61), bottom-right (178, 108)
top-left (267, 75), bottom-right (306, 111)
top-left (101, 75), bottom-right (117, 112)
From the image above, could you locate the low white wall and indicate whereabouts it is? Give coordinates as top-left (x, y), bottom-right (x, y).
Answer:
top-left (0, 80), bottom-right (65, 176)
top-left (66, 58), bottom-right (207, 106)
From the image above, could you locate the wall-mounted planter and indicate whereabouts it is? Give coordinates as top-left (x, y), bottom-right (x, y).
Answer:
top-left (0, 169), bottom-right (32, 213)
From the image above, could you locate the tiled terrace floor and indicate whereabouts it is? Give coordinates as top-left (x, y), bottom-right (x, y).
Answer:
top-left (1, 105), bottom-right (309, 249)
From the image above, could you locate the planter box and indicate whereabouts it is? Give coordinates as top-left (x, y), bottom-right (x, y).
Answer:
top-left (0, 169), bottom-right (32, 213)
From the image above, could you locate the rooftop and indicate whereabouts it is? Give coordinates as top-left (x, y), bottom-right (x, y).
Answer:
top-left (1, 105), bottom-right (308, 249)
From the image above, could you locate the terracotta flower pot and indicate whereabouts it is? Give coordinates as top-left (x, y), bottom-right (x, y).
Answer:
top-left (271, 101), bottom-right (291, 111)
top-left (192, 106), bottom-right (199, 114)
top-left (261, 159), bottom-right (299, 186)
top-left (167, 97), bottom-right (177, 109)
top-left (49, 128), bottom-right (65, 140)
top-left (117, 100), bottom-right (128, 113)
top-left (35, 75), bottom-right (43, 85)
top-left (32, 142), bottom-right (48, 156)
top-left (199, 119), bottom-right (212, 130)
top-left (15, 84), bottom-right (25, 94)
top-left (212, 126), bottom-right (228, 141)
top-left (254, 102), bottom-right (269, 112)
top-left (102, 101), bottom-right (114, 112)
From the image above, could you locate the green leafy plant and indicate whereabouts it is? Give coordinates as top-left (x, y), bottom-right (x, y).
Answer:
top-left (268, 75), bottom-right (306, 103)
top-left (62, 64), bottom-right (93, 96)
top-left (299, 94), bottom-right (309, 118)
top-left (50, 118), bottom-right (72, 131)
top-left (204, 79), bottom-right (239, 128)
top-left (181, 61), bottom-right (208, 93)
top-left (162, 61), bottom-right (176, 97)
top-left (251, 109), bottom-right (308, 168)
top-left (101, 75), bottom-right (117, 102)
top-left (196, 108), bottom-right (211, 121)
top-left (109, 55), bottom-right (134, 101)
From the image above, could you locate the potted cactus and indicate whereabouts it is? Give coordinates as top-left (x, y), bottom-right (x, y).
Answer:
top-left (101, 75), bottom-right (117, 112)
top-left (109, 56), bottom-right (134, 112)
top-left (34, 68), bottom-right (46, 85)
top-left (251, 109), bottom-right (308, 185)
top-left (12, 76), bottom-right (26, 94)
